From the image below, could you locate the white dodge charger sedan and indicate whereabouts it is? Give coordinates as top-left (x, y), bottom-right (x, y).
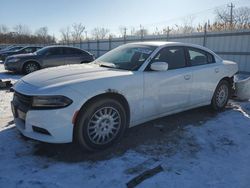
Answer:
top-left (11, 42), bottom-right (238, 150)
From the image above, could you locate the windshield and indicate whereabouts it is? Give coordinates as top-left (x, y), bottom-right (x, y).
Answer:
top-left (95, 44), bottom-right (156, 71)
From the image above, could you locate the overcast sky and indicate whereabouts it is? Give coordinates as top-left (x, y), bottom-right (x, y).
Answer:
top-left (0, 0), bottom-right (249, 38)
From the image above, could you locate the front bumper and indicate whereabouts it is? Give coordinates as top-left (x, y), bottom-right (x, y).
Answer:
top-left (4, 61), bottom-right (20, 72)
top-left (12, 93), bottom-right (75, 143)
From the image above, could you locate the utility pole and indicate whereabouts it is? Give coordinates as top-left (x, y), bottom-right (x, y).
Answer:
top-left (123, 27), bottom-right (127, 37)
top-left (140, 24), bottom-right (143, 41)
top-left (228, 3), bottom-right (235, 29)
top-left (123, 27), bottom-right (127, 44)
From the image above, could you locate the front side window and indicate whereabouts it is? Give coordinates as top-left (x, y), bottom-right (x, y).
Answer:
top-left (24, 48), bottom-right (34, 53)
top-left (95, 44), bottom-right (156, 71)
top-left (188, 48), bottom-right (215, 66)
top-left (150, 46), bottom-right (186, 70)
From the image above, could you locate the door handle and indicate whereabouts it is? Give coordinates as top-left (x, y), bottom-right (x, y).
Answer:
top-left (184, 75), bottom-right (191, 80)
top-left (215, 68), bottom-right (219, 73)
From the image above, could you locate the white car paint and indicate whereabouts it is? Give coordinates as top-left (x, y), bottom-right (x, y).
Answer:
top-left (12, 42), bottom-right (238, 143)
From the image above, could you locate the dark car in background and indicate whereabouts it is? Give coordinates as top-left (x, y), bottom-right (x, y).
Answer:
top-left (4, 46), bottom-right (95, 74)
top-left (0, 46), bottom-right (24, 53)
top-left (0, 46), bottom-right (42, 61)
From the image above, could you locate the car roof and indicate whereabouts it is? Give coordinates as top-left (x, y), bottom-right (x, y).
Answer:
top-left (127, 41), bottom-right (222, 60)
top-left (45, 45), bottom-right (80, 49)
top-left (128, 41), bottom-right (206, 48)
top-left (128, 41), bottom-right (178, 46)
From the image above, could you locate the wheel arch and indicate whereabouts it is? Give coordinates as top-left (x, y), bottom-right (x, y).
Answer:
top-left (73, 91), bottom-right (131, 136)
top-left (220, 76), bottom-right (234, 89)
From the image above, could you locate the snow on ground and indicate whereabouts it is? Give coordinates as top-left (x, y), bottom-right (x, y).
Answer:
top-left (0, 63), bottom-right (250, 188)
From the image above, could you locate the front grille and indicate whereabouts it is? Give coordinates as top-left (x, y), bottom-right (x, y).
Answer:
top-left (13, 92), bottom-right (32, 112)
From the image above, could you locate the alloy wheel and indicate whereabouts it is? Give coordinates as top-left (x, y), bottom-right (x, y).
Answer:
top-left (87, 107), bottom-right (121, 145)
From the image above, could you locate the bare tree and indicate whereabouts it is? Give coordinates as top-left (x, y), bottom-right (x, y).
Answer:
top-left (71, 23), bottom-right (85, 42)
top-left (130, 27), bottom-right (136, 36)
top-left (35, 26), bottom-right (49, 43)
top-left (215, 6), bottom-right (250, 29)
top-left (153, 27), bottom-right (161, 35)
top-left (215, 8), bottom-right (232, 25)
top-left (182, 16), bottom-right (195, 33)
top-left (118, 26), bottom-right (127, 37)
top-left (60, 26), bottom-right (71, 43)
top-left (91, 27), bottom-right (109, 39)
top-left (13, 24), bottom-right (31, 35)
top-left (36, 27), bottom-right (48, 37)
top-left (162, 27), bottom-right (171, 35)
top-left (234, 7), bottom-right (250, 26)
top-left (0, 25), bottom-right (9, 34)
top-left (134, 25), bottom-right (148, 37)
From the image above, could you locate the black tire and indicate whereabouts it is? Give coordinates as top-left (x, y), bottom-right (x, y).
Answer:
top-left (211, 80), bottom-right (231, 111)
top-left (23, 62), bottom-right (40, 74)
top-left (75, 98), bottom-right (127, 151)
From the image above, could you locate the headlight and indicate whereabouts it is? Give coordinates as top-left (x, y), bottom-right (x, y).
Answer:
top-left (32, 96), bottom-right (73, 108)
top-left (8, 58), bottom-right (20, 63)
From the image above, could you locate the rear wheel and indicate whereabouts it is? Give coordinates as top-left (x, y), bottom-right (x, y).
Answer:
top-left (23, 62), bottom-right (40, 74)
top-left (75, 98), bottom-right (127, 151)
top-left (211, 80), bottom-right (230, 111)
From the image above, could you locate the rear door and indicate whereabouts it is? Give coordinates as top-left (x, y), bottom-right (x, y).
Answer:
top-left (143, 46), bottom-right (193, 118)
top-left (186, 47), bottom-right (222, 105)
top-left (63, 48), bottom-right (83, 65)
top-left (42, 47), bottom-right (65, 67)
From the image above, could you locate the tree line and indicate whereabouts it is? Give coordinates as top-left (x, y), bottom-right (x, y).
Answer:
top-left (0, 25), bottom-right (55, 44)
top-left (0, 5), bottom-right (249, 44)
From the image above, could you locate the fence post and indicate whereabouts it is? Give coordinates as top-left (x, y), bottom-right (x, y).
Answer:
top-left (97, 39), bottom-right (100, 57)
top-left (123, 34), bottom-right (126, 44)
top-left (87, 39), bottom-right (90, 52)
top-left (166, 27), bottom-right (170, 41)
top-left (203, 23), bottom-right (207, 47)
top-left (109, 35), bottom-right (112, 51)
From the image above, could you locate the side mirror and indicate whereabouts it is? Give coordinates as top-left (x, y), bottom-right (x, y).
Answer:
top-left (150, 62), bottom-right (168, 71)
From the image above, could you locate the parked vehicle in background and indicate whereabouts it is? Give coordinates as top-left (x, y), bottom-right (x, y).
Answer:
top-left (0, 46), bottom-right (42, 61)
top-left (4, 46), bottom-right (94, 74)
top-left (0, 46), bottom-right (24, 53)
top-left (11, 42), bottom-right (238, 150)
top-left (0, 45), bottom-right (15, 53)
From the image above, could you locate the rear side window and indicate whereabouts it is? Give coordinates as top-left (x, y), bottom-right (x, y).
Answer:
top-left (64, 48), bottom-right (85, 55)
top-left (151, 46), bottom-right (186, 70)
top-left (187, 48), bottom-right (215, 66)
top-left (45, 48), bottom-right (63, 56)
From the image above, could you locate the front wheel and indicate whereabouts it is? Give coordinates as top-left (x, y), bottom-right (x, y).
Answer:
top-left (23, 62), bottom-right (40, 74)
top-left (211, 80), bottom-right (230, 111)
top-left (75, 98), bottom-right (127, 151)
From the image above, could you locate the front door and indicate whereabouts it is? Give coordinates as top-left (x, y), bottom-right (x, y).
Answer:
top-left (143, 46), bottom-right (193, 118)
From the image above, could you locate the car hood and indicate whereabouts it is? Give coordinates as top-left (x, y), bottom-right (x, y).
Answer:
top-left (21, 64), bottom-right (133, 89)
